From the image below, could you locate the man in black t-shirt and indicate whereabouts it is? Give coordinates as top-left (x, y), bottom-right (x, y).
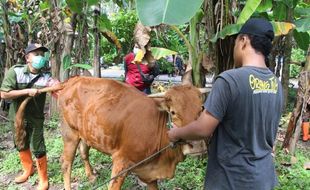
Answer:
top-left (168, 18), bottom-right (283, 190)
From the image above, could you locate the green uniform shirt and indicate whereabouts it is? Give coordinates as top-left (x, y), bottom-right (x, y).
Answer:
top-left (0, 64), bottom-right (52, 154)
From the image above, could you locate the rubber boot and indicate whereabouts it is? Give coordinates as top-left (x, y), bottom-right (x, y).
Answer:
top-left (14, 149), bottom-right (35, 183)
top-left (302, 122), bottom-right (309, 141)
top-left (36, 155), bottom-right (49, 190)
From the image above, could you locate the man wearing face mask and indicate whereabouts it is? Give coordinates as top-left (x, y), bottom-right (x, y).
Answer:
top-left (0, 43), bottom-right (58, 190)
top-left (124, 44), bottom-right (155, 94)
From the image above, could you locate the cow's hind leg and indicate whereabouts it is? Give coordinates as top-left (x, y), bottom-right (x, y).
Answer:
top-left (61, 123), bottom-right (80, 190)
top-left (146, 181), bottom-right (159, 190)
top-left (79, 140), bottom-right (96, 183)
top-left (108, 157), bottom-right (130, 190)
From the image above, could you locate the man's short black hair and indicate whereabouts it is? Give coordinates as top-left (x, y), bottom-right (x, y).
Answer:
top-left (240, 34), bottom-right (273, 67)
top-left (238, 18), bottom-right (274, 67)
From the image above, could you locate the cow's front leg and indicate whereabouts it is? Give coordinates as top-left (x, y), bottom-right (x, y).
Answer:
top-left (79, 140), bottom-right (96, 183)
top-left (146, 181), bottom-right (159, 190)
top-left (61, 123), bottom-right (80, 190)
top-left (108, 158), bottom-right (130, 190)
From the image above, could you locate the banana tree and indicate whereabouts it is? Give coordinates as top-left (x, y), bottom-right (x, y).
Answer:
top-left (136, 0), bottom-right (205, 87)
top-left (66, 0), bottom-right (127, 78)
top-left (283, 46), bottom-right (310, 154)
top-left (280, 0), bottom-right (310, 152)
top-left (0, 0), bottom-right (18, 71)
top-left (0, 3), bottom-right (6, 82)
top-left (0, 17), bottom-right (4, 82)
top-left (136, 0), bottom-right (296, 86)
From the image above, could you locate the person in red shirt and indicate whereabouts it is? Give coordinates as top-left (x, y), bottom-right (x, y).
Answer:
top-left (124, 46), bottom-right (153, 94)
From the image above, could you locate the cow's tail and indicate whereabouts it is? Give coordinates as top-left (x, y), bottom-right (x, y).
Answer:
top-left (38, 82), bottom-right (65, 94)
top-left (15, 82), bottom-right (65, 149)
top-left (15, 96), bottom-right (31, 150)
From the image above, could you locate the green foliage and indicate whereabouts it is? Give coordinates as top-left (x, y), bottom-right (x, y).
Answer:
top-left (0, 150), bottom-right (20, 174)
top-left (150, 25), bottom-right (188, 56)
top-left (210, 23), bottom-right (243, 42)
top-left (289, 64), bottom-right (301, 78)
top-left (66, 0), bottom-right (84, 14)
top-left (291, 48), bottom-right (306, 63)
top-left (160, 156), bottom-right (206, 189)
top-left (99, 14), bottom-right (112, 31)
top-left (101, 10), bottom-right (138, 64)
top-left (44, 114), bottom-right (60, 130)
top-left (295, 17), bottom-right (310, 33)
top-left (66, 0), bottom-right (99, 14)
top-left (256, 0), bottom-right (272, 13)
top-left (273, 2), bottom-right (287, 21)
top-left (157, 58), bottom-right (175, 74)
top-left (275, 147), bottom-right (310, 190)
top-left (237, 0), bottom-right (262, 24)
top-left (136, 0), bottom-right (204, 26)
top-left (285, 87), bottom-right (297, 114)
top-left (293, 30), bottom-right (309, 51)
top-left (62, 55), bottom-right (93, 71)
top-left (151, 47), bottom-right (177, 60)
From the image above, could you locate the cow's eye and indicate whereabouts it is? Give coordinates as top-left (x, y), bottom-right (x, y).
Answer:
top-left (171, 111), bottom-right (175, 115)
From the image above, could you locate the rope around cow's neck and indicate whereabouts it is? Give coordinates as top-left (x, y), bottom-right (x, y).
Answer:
top-left (92, 140), bottom-right (182, 190)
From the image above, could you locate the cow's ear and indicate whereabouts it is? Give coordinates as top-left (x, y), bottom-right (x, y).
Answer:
top-left (153, 97), bottom-right (169, 111)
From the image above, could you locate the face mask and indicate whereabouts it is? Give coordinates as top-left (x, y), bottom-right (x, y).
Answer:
top-left (133, 47), bottom-right (140, 54)
top-left (31, 56), bottom-right (47, 70)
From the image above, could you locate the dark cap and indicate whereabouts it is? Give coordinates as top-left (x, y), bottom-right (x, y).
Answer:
top-left (25, 43), bottom-right (48, 54)
top-left (239, 18), bottom-right (274, 41)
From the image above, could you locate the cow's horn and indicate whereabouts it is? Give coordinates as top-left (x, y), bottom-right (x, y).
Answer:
top-left (148, 92), bottom-right (166, 98)
top-left (199, 88), bottom-right (211, 94)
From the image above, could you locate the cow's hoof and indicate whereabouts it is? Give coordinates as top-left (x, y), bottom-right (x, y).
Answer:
top-left (88, 174), bottom-right (97, 183)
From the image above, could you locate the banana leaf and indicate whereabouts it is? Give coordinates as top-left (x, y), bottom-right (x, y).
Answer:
top-left (211, 21), bottom-right (295, 42)
top-left (136, 0), bottom-right (204, 26)
top-left (272, 21), bottom-right (296, 36)
top-left (293, 30), bottom-right (309, 51)
top-left (295, 18), bottom-right (310, 33)
top-left (151, 47), bottom-right (177, 60)
top-left (237, 0), bottom-right (262, 24)
top-left (66, 0), bottom-right (83, 14)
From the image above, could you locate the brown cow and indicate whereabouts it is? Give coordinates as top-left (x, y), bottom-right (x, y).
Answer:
top-left (17, 76), bottom-right (207, 190)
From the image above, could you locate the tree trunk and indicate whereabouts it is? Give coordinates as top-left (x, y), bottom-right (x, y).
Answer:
top-left (281, 33), bottom-right (293, 109)
top-left (49, 0), bottom-right (64, 115)
top-left (203, 0), bottom-right (217, 72)
top-left (216, 37), bottom-right (235, 73)
top-left (204, 0), bottom-right (236, 75)
top-left (281, 5), bottom-right (294, 110)
top-left (93, 6), bottom-right (101, 78)
top-left (1, 1), bottom-right (13, 72)
top-left (282, 46), bottom-right (310, 151)
top-left (190, 12), bottom-right (203, 87)
top-left (289, 115), bottom-right (302, 154)
top-left (60, 14), bottom-right (77, 82)
top-left (0, 42), bottom-right (5, 82)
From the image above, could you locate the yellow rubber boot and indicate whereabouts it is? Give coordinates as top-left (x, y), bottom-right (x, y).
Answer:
top-left (14, 149), bottom-right (35, 183)
top-left (36, 155), bottom-right (49, 190)
top-left (302, 122), bottom-right (309, 141)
